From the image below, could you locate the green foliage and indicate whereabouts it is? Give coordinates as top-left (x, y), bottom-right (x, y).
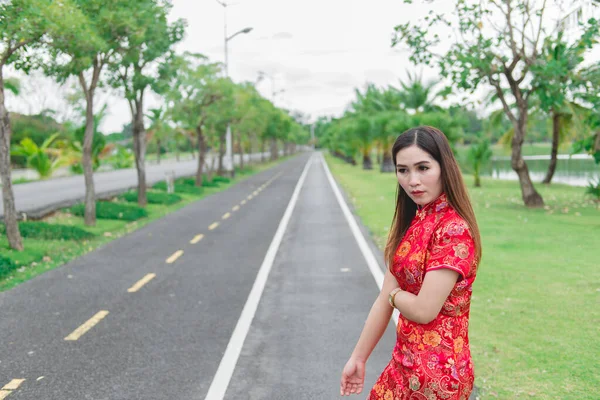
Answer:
top-left (0, 255), bottom-right (17, 279)
top-left (10, 133), bottom-right (65, 178)
top-left (152, 180), bottom-right (205, 194)
top-left (572, 133), bottom-right (600, 164)
top-left (106, 145), bottom-right (134, 169)
top-left (70, 202), bottom-right (148, 221)
top-left (67, 107), bottom-right (109, 173)
top-left (212, 176), bottom-right (230, 184)
top-left (0, 221), bottom-right (94, 241)
top-left (9, 113), bottom-right (68, 167)
top-left (467, 138), bottom-right (493, 186)
top-left (585, 179), bottom-right (600, 202)
top-left (120, 191), bottom-right (182, 205)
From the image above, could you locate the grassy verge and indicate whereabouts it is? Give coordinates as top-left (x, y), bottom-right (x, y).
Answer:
top-left (0, 156), bottom-right (293, 292)
top-left (325, 153), bottom-right (600, 400)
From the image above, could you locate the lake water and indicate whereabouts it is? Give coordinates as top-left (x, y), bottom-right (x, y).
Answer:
top-left (486, 154), bottom-right (599, 187)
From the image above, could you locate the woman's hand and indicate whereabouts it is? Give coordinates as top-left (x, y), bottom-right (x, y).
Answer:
top-left (340, 357), bottom-right (366, 396)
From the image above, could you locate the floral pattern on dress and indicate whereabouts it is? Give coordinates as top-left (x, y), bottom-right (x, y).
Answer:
top-left (368, 193), bottom-right (478, 400)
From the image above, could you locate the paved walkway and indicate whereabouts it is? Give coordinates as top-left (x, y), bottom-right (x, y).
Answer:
top-left (0, 152), bottom-right (397, 399)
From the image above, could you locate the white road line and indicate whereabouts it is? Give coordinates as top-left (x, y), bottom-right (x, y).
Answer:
top-left (320, 155), bottom-right (401, 323)
top-left (204, 156), bottom-right (314, 400)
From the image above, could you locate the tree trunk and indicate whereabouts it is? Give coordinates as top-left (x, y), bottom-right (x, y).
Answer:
top-left (195, 124), bottom-right (206, 187)
top-left (80, 72), bottom-right (97, 226)
top-left (132, 98), bottom-right (147, 207)
top-left (0, 68), bottom-right (23, 250)
top-left (542, 111), bottom-right (560, 184)
top-left (512, 110), bottom-right (544, 207)
top-left (239, 135), bottom-right (245, 170)
top-left (218, 133), bottom-right (225, 175)
top-left (270, 138), bottom-right (277, 161)
top-left (362, 152), bottom-right (373, 170)
top-left (261, 139), bottom-right (265, 162)
top-left (474, 164), bottom-right (481, 187)
top-left (156, 139), bottom-right (161, 165)
top-left (594, 131), bottom-right (600, 154)
top-left (380, 152), bottom-right (394, 173)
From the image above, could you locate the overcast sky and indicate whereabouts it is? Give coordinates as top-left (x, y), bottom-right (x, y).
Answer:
top-left (6, 0), bottom-right (594, 133)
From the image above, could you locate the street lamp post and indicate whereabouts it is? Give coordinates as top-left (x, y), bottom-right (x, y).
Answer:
top-left (216, 0), bottom-right (252, 177)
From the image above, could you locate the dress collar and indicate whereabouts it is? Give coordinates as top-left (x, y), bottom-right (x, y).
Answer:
top-left (416, 193), bottom-right (448, 219)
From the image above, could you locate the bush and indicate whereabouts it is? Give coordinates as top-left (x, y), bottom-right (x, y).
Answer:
top-left (121, 191), bottom-right (182, 205)
top-left (0, 255), bottom-right (17, 279)
top-left (152, 181), bottom-right (204, 195)
top-left (0, 222), bottom-right (94, 241)
top-left (70, 202), bottom-right (148, 221)
top-left (585, 179), bottom-right (600, 202)
top-left (201, 180), bottom-right (219, 188)
top-left (212, 176), bottom-right (230, 184)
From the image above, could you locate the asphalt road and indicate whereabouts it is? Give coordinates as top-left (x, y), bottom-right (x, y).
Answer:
top-left (0, 152), bottom-right (279, 219)
top-left (0, 152), bottom-right (396, 399)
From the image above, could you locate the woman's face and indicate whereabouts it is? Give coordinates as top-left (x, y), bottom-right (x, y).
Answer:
top-left (395, 145), bottom-right (443, 206)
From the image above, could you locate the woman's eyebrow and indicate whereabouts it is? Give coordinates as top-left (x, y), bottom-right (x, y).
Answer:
top-left (396, 160), bottom-right (432, 167)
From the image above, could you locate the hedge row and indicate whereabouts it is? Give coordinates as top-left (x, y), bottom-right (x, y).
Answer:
top-left (0, 222), bottom-right (95, 241)
top-left (120, 191), bottom-right (182, 205)
top-left (70, 202), bottom-right (148, 221)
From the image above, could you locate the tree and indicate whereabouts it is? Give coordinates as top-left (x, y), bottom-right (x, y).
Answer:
top-left (162, 53), bottom-right (223, 187)
top-left (146, 107), bottom-right (170, 164)
top-left (0, 0), bottom-right (72, 250)
top-left (45, 0), bottom-right (134, 225)
top-left (394, 0), bottom-right (559, 207)
top-left (531, 27), bottom-right (599, 183)
top-left (395, 71), bottom-right (443, 113)
top-left (107, 0), bottom-right (185, 206)
top-left (467, 138), bottom-right (493, 187)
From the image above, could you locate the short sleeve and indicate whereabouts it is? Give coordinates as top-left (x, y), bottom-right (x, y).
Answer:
top-left (425, 217), bottom-right (475, 280)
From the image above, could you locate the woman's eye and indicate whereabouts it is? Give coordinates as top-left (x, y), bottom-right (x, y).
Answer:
top-left (397, 169), bottom-right (406, 174)
top-left (419, 166), bottom-right (429, 171)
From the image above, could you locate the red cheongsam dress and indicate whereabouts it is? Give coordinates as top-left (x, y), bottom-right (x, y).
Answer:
top-left (368, 193), bottom-right (478, 400)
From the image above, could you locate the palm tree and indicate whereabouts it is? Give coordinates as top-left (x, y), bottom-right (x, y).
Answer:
top-left (467, 138), bottom-right (493, 187)
top-left (394, 71), bottom-right (442, 114)
top-left (146, 107), bottom-right (170, 164)
top-left (10, 133), bottom-right (66, 179)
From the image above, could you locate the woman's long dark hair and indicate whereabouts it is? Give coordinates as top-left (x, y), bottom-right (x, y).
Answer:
top-left (384, 126), bottom-right (482, 269)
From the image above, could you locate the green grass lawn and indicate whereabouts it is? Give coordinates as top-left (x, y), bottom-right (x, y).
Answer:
top-left (0, 157), bottom-right (291, 292)
top-left (325, 153), bottom-right (600, 400)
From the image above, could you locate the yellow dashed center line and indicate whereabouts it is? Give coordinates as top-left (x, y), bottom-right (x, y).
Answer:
top-left (127, 273), bottom-right (156, 293)
top-left (241, 200), bottom-right (247, 205)
top-left (232, 205), bottom-right (240, 212)
top-left (1, 380), bottom-right (24, 391)
top-left (0, 379), bottom-right (26, 399)
top-left (222, 212), bottom-right (231, 220)
top-left (190, 234), bottom-right (204, 244)
top-left (64, 311), bottom-right (109, 341)
top-left (209, 222), bottom-right (219, 230)
top-left (166, 250), bottom-right (183, 264)
top-left (247, 195), bottom-right (253, 200)
top-left (253, 191), bottom-right (259, 196)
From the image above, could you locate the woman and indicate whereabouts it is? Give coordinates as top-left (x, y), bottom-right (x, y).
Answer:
top-left (340, 126), bottom-right (481, 400)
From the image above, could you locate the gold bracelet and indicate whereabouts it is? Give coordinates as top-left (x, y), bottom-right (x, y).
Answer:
top-left (388, 288), bottom-right (402, 309)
